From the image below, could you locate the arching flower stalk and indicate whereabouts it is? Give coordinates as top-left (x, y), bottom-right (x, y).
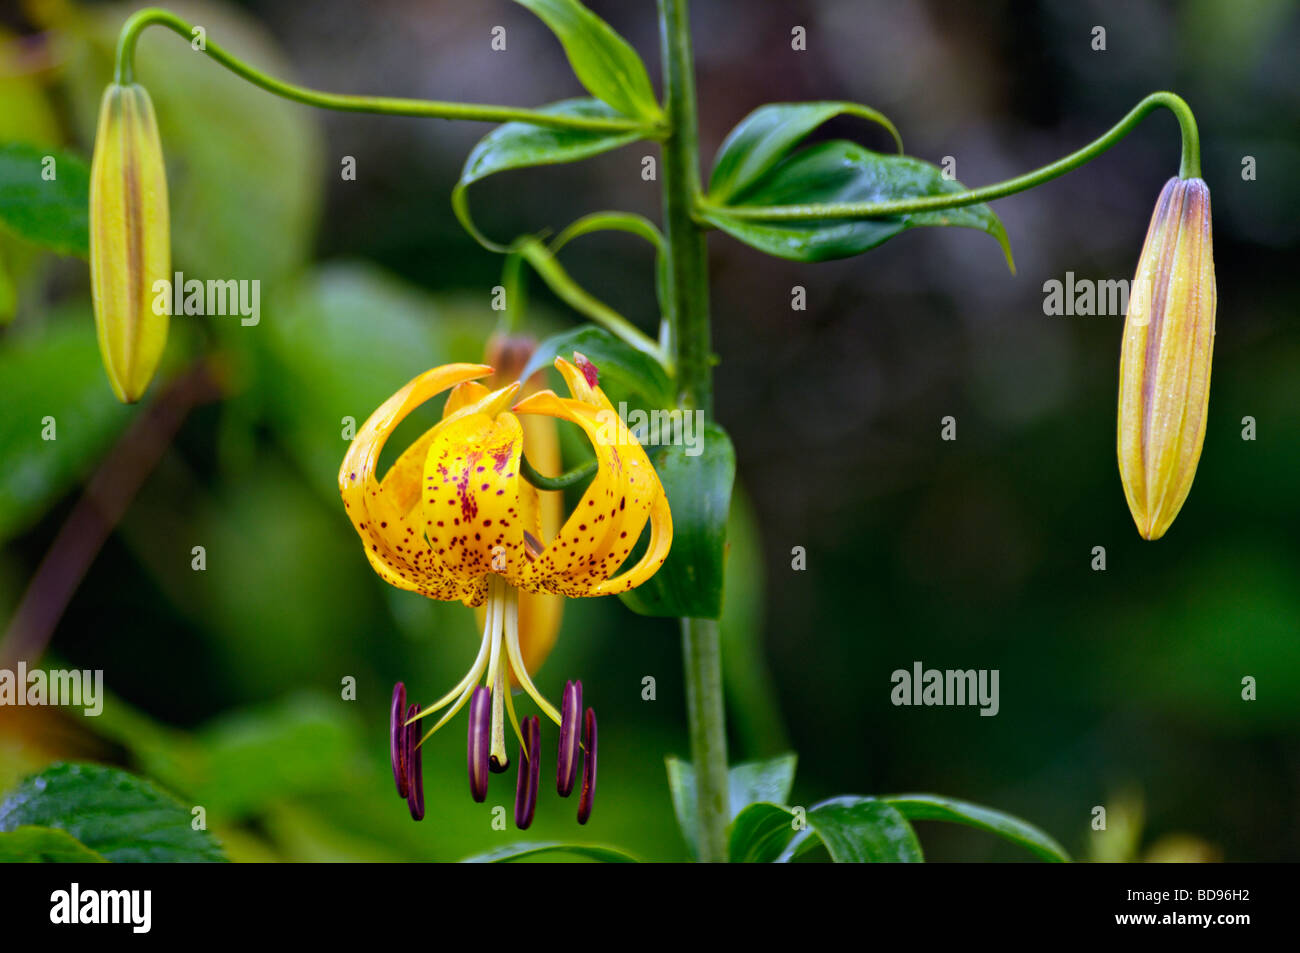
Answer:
top-left (340, 355), bottom-right (672, 827)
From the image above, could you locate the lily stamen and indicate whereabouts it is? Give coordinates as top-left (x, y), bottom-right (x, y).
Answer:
top-left (557, 680), bottom-right (582, 797)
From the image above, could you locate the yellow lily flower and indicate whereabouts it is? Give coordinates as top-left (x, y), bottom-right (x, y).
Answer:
top-left (1117, 176), bottom-right (1216, 540)
top-left (341, 354), bottom-right (672, 826)
top-left (89, 82), bottom-right (170, 403)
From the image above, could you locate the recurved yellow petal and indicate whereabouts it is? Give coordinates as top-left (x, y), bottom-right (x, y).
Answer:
top-left (514, 380), bottom-right (669, 597)
top-left (339, 363), bottom-right (492, 599)
top-left (89, 83), bottom-right (170, 403)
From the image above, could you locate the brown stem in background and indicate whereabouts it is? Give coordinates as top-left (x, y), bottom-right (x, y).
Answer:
top-left (0, 360), bottom-right (224, 668)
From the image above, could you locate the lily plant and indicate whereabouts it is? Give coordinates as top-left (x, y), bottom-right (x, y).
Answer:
top-left (85, 0), bottom-right (1216, 863)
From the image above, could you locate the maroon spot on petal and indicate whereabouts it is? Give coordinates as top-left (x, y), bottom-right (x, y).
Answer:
top-left (574, 352), bottom-right (599, 388)
top-left (490, 442), bottom-right (515, 472)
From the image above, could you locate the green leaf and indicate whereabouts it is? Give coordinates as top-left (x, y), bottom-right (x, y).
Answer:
top-left (728, 803), bottom-right (801, 863)
top-left (511, 0), bottom-right (661, 121)
top-left (0, 313), bottom-right (132, 542)
top-left (461, 841), bottom-right (638, 863)
top-left (883, 793), bottom-right (1071, 862)
top-left (793, 796), bottom-right (925, 863)
top-left (709, 101), bottom-right (902, 203)
top-left (520, 323), bottom-right (673, 409)
top-left (0, 762), bottom-right (226, 863)
top-left (0, 826), bottom-right (108, 862)
top-left (665, 756), bottom-right (698, 859)
top-left (0, 142), bottom-right (89, 257)
top-left (730, 753), bottom-right (798, 813)
top-left (704, 140), bottom-right (1014, 268)
top-left (0, 244), bottom-right (16, 325)
top-left (666, 754), bottom-right (797, 860)
top-left (453, 98), bottom-right (645, 249)
top-left (619, 423), bottom-right (735, 619)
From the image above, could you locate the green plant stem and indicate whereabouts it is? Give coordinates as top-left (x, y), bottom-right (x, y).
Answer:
top-left (550, 211), bottom-right (665, 257)
top-left (658, 1), bottom-right (714, 418)
top-left (699, 91), bottom-right (1202, 223)
top-left (548, 212), bottom-right (670, 330)
top-left (681, 617), bottom-right (729, 861)
top-left (515, 239), bottom-right (666, 363)
top-left (114, 7), bottom-right (654, 134)
top-left (520, 455), bottom-right (596, 491)
top-left (659, 0), bottom-right (729, 864)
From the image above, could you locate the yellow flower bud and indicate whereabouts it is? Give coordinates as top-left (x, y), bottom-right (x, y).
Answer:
top-left (1117, 177), bottom-right (1216, 540)
top-left (89, 83), bottom-right (170, 403)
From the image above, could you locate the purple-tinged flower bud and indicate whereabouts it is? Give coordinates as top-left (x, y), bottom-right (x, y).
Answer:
top-left (405, 702), bottom-right (425, 821)
top-left (515, 716), bottom-right (541, 830)
top-left (467, 686), bottom-right (491, 802)
top-left (577, 707), bottom-right (597, 825)
top-left (556, 679), bottom-right (583, 797)
top-left (390, 682), bottom-right (408, 799)
top-left (1117, 176), bottom-right (1216, 540)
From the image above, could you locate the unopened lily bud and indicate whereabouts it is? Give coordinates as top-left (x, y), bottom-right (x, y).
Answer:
top-left (89, 83), bottom-right (170, 403)
top-left (1117, 177), bottom-right (1216, 540)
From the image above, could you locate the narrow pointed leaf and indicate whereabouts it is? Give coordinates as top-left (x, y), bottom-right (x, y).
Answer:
top-left (704, 140), bottom-right (1014, 269)
top-left (620, 423), bottom-right (735, 619)
top-left (729, 753), bottom-right (797, 813)
top-left (460, 841), bottom-right (638, 863)
top-left (453, 98), bottom-right (645, 248)
top-left (883, 793), bottom-right (1070, 862)
top-left (728, 802), bottom-right (801, 863)
top-left (802, 796), bottom-right (925, 863)
top-left (511, 0), bottom-right (661, 121)
top-left (709, 101), bottom-right (902, 203)
top-left (667, 754), bottom-right (798, 859)
top-left (665, 755), bottom-right (699, 859)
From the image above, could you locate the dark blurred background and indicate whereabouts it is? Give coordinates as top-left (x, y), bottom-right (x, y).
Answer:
top-left (1, 0), bottom-right (1297, 861)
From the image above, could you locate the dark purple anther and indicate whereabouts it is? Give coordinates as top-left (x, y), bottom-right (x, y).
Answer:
top-left (577, 707), bottom-right (597, 825)
top-left (515, 716), bottom-right (541, 830)
top-left (467, 686), bottom-right (491, 802)
top-left (556, 679), bottom-right (582, 797)
top-left (391, 682), bottom-right (408, 799)
top-left (405, 702), bottom-right (425, 821)
top-left (490, 753), bottom-right (510, 774)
